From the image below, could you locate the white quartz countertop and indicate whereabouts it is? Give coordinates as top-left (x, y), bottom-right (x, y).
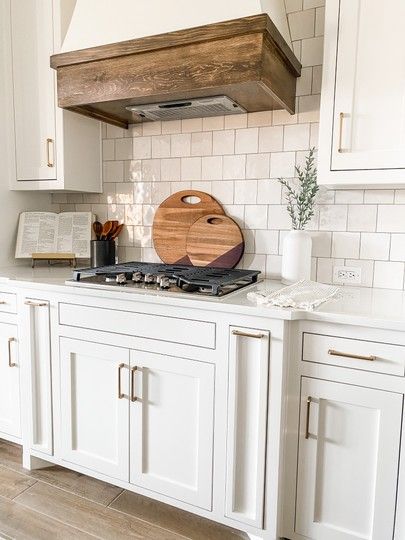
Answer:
top-left (1, 265), bottom-right (405, 331)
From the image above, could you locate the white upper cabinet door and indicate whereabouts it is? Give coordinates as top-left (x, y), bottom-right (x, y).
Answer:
top-left (0, 323), bottom-right (21, 440)
top-left (59, 338), bottom-right (130, 482)
top-left (10, 0), bottom-right (57, 181)
top-left (295, 377), bottom-right (403, 540)
top-left (225, 327), bottom-right (270, 529)
top-left (129, 350), bottom-right (214, 510)
top-left (319, 0), bottom-right (405, 185)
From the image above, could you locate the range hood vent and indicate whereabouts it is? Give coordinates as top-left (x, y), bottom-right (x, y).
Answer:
top-left (126, 96), bottom-right (246, 121)
top-left (51, 14), bottom-right (301, 128)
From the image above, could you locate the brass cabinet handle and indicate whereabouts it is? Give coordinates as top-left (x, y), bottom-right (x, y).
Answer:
top-left (232, 330), bottom-right (266, 339)
top-left (118, 363), bottom-right (125, 399)
top-left (328, 349), bottom-right (376, 362)
top-left (338, 112), bottom-right (344, 153)
top-left (24, 300), bottom-right (48, 307)
top-left (8, 337), bottom-right (17, 368)
top-left (130, 366), bottom-right (138, 402)
top-left (46, 138), bottom-right (54, 167)
top-left (0, 301), bottom-right (6, 305)
top-left (305, 396), bottom-right (312, 440)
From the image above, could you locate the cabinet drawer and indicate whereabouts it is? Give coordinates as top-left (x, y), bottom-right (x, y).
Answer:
top-left (59, 303), bottom-right (216, 349)
top-left (0, 292), bottom-right (17, 314)
top-left (303, 333), bottom-right (405, 376)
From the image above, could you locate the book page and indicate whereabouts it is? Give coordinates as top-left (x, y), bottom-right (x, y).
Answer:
top-left (15, 212), bottom-right (57, 258)
top-left (55, 212), bottom-right (92, 258)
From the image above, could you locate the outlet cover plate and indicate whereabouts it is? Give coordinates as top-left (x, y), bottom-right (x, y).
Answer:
top-left (333, 266), bottom-right (362, 285)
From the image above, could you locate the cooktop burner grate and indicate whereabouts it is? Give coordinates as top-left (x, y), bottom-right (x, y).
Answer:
top-left (72, 262), bottom-right (260, 296)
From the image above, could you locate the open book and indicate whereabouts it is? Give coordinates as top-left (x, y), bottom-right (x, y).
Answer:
top-left (15, 212), bottom-right (92, 259)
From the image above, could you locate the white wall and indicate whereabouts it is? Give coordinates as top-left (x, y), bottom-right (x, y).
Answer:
top-left (62, 0), bottom-right (291, 52)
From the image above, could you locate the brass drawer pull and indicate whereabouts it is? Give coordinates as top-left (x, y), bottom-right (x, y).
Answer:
top-left (305, 396), bottom-right (312, 439)
top-left (24, 300), bottom-right (48, 307)
top-left (0, 301), bottom-right (6, 305)
top-left (232, 330), bottom-right (265, 339)
top-left (131, 366), bottom-right (138, 402)
top-left (338, 112), bottom-right (344, 153)
top-left (46, 138), bottom-right (54, 167)
top-left (118, 363), bottom-right (125, 399)
top-left (328, 349), bottom-right (376, 362)
top-left (8, 337), bottom-right (16, 368)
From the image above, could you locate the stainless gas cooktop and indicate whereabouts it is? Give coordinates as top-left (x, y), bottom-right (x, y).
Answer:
top-left (67, 262), bottom-right (261, 297)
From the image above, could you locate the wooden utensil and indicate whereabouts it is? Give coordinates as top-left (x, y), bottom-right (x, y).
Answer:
top-left (110, 223), bottom-right (124, 240)
top-left (108, 221), bottom-right (119, 239)
top-left (153, 190), bottom-right (225, 264)
top-left (101, 220), bottom-right (114, 240)
top-left (186, 214), bottom-right (244, 268)
top-left (93, 221), bottom-right (103, 240)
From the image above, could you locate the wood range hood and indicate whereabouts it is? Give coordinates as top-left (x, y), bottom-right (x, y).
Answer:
top-left (50, 14), bottom-right (302, 129)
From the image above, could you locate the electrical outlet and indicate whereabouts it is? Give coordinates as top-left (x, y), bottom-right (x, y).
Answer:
top-left (333, 266), bottom-right (362, 285)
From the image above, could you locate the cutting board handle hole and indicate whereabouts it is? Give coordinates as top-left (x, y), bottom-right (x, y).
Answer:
top-left (207, 217), bottom-right (223, 225)
top-left (181, 195), bottom-right (201, 205)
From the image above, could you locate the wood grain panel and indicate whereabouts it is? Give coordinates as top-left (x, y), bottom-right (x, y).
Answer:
top-left (186, 214), bottom-right (244, 268)
top-left (51, 14), bottom-right (301, 127)
top-left (15, 482), bottom-right (184, 540)
top-left (0, 466), bottom-right (35, 499)
top-left (153, 190), bottom-right (225, 264)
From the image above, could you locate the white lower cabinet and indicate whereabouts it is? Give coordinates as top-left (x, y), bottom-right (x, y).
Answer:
top-left (295, 377), bottom-right (402, 540)
top-left (129, 350), bottom-right (215, 509)
top-left (23, 299), bottom-right (53, 455)
top-left (225, 327), bottom-right (270, 528)
top-left (0, 322), bottom-right (20, 439)
top-left (59, 338), bottom-right (130, 481)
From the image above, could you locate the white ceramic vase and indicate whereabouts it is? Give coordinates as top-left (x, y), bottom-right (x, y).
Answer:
top-left (281, 229), bottom-right (312, 284)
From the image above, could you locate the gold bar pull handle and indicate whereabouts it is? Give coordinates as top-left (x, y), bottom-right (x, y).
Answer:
top-left (338, 112), bottom-right (344, 153)
top-left (0, 301), bottom-right (6, 305)
top-left (46, 138), bottom-right (54, 168)
top-left (328, 349), bottom-right (376, 362)
top-left (305, 396), bottom-right (312, 440)
top-left (232, 330), bottom-right (266, 339)
top-left (8, 337), bottom-right (17, 368)
top-left (130, 366), bottom-right (138, 402)
top-left (24, 300), bottom-right (48, 308)
top-left (117, 363), bottom-right (125, 399)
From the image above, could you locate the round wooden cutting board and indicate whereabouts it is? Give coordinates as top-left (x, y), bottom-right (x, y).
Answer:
top-left (186, 214), bottom-right (244, 268)
top-left (152, 190), bottom-right (225, 264)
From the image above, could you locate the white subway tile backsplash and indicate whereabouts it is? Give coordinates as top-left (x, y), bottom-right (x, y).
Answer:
top-left (235, 128), bottom-right (259, 154)
top-left (171, 133), bottom-right (191, 157)
top-left (374, 261), bottom-right (404, 289)
top-left (53, 2), bottom-right (405, 291)
top-left (283, 124), bottom-right (310, 151)
top-left (288, 9), bottom-right (315, 41)
top-left (223, 155), bottom-right (246, 180)
top-left (213, 130), bottom-right (235, 155)
top-left (360, 233), bottom-right (390, 260)
top-left (331, 232), bottom-right (360, 259)
top-left (259, 126), bottom-right (284, 152)
top-left (246, 154), bottom-right (270, 179)
top-left (377, 205), bottom-right (405, 232)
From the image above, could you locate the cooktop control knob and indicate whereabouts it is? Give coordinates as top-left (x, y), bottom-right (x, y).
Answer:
top-left (116, 273), bottom-right (127, 285)
top-left (159, 276), bottom-right (171, 290)
top-left (144, 273), bottom-right (155, 284)
top-left (132, 271), bottom-right (143, 283)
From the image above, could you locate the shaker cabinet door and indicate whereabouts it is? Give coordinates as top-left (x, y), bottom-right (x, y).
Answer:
top-left (331, 0), bottom-right (405, 172)
top-left (59, 338), bottom-right (130, 481)
top-left (129, 350), bottom-right (214, 509)
top-left (0, 323), bottom-right (20, 439)
top-left (10, 0), bottom-right (57, 181)
top-left (295, 377), bottom-right (402, 540)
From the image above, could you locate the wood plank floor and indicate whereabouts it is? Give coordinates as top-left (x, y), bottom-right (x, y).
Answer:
top-left (0, 441), bottom-right (246, 540)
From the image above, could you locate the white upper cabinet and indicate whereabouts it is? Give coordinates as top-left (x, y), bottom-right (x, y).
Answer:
top-left (318, 0), bottom-right (405, 186)
top-left (7, 0), bottom-right (101, 191)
